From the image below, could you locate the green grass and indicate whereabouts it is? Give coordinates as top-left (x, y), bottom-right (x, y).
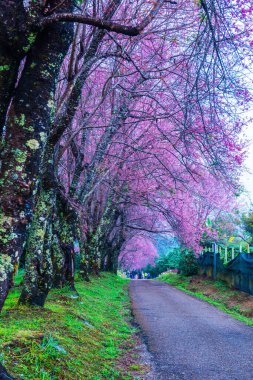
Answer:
top-left (158, 273), bottom-right (253, 327)
top-left (0, 272), bottom-right (137, 380)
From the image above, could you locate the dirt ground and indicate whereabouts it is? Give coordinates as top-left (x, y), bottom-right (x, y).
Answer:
top-left (116, 332), bottom-right (156, 379)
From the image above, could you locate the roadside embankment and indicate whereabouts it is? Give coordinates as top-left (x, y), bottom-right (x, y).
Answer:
top-left (158, 273), bottom-right (253, 326)
top-left (0, 273), bottom-right (147, 379)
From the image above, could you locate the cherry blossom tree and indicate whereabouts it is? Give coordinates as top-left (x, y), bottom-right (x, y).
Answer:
top-left (119, 235), bottom-right (158, 271)
top-left (0, 0), bottom-right (252, 318)
top-left (0, 0), bottom-right (170, 310)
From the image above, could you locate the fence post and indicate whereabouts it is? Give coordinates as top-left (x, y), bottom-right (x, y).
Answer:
top-left (213, 243), bottom-right (217, 280)
top-left (232, 247), bottom-right (234, 260)
top-left (225, 247), bottom-right (228, 263)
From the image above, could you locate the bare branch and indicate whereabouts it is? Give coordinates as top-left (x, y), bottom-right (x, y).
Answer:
top-left (40, 0), bottom-right (168, 36)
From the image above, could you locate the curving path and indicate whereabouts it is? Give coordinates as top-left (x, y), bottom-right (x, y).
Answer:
top-left (129, 280), bottom-right (253, 380)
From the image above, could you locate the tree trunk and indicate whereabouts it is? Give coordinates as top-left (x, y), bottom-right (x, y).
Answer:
top-left (85, 232), bottom-right (100, 276)
top-left (19, 139), bottom-right (68, 304)
top-left (105, 247), bottom-right (119, 275)
top-left (51, 232), bottom-right (65, 288)
top-left (61, 243), bottom-right (75, 291)
top-left (19, 188), bottom-right (55, 306)
top-left (0, 49), bottom-right (20, 136)
top-left (0, 1), bottom-right (30, 136)
top-left (53, 196), bottom-right (77, 290)
top-left (0, 17), bottom-right (73, 311)
top-left (19, 173), bottom-right (78, 304)
top-left (77, 228), bottom-right (90, 282)
top-left (51, 208), bottom-right (76, 289)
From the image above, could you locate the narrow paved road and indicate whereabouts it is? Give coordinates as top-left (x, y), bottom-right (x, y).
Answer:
top-left (129, 280), bottom-right (253, 380)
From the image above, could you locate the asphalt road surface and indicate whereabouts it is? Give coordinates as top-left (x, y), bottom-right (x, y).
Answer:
top-left (129, 280), bottom-right (253, 380)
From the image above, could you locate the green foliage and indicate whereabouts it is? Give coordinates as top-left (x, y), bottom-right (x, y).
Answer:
top-left (158, 272), bottom-right (190, 288)
top-left (0, 273), bottom-right (138, 379)
top-left (243, 211), bottom-right (253, 237)
top-left (0, 65), bottom-right (10, 72)
top-left (178, 249), bottom-right (198, 276)
top-left (142, 248), bottom-right (181, 277)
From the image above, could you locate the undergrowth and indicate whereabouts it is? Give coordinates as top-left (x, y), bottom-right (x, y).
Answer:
top-left (158, 273), bottom-right (253, 327)
top-left (0, 272), bottom-right (138, 380)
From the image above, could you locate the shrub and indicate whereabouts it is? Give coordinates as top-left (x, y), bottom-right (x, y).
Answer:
top-left (178, 249), bottom-right (198, 276)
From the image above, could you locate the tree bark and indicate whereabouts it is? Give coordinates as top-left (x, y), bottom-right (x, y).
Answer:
top-left (51, 231), bottom-right (65, 288)
top-left (0, 49), bottom-right (20, 136)
top-left (0, 0), bottom-right (42, 136)
top-left (85, 232), bottom-right (100, 276)
top-left (19, 136), bottom-right (77, 304)
top-left (0, 17), bottom-right (73, 311)
top-left (53, 197), bottom-right (77, 291)
top-left (19, 187), bottom-right (55, 306)
top-left (77, 225), bottom-right (90, 282)
top-left (106, 248), bottom-right (119, 274)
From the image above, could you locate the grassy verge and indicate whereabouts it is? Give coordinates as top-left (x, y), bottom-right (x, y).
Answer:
top-left (158, 273), bottom-right (253, 326)
top-left (0, 273), bottom-right (143, 380)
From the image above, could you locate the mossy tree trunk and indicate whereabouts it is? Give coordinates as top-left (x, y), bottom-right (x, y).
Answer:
top-left (0, 49), bottom-right (20, 137)
top-left (105, 246), bottom-right (120, 275)
top-left (0, 1), bottom-right (34, 135)
top-left (85, 231), bottom-right (100, 276)
top-left (51, 198), bottom-right (80, 289)
top-left (52, 206), bottom-right (90, 286)
top-left (19, 187), bottom-right (56, 306)
top-left (54, 198), bottom-right (77, 291)
top-left (99, 235), bottom-right (123, 275)
top-left (77, 225), bottom-right (90, 282)
top-left (19, 136), bottom-right (77, 304)
top-left (95, 205), bottom-right (124, 275)
top-left (51, 225), bottom-right (65, 288)
top-left (0, 15), bottom-right (73, 311)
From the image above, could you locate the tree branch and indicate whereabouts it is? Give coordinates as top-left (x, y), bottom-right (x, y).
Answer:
top-left (126, 225), bottom-right (171, 234)
top-left (40, 0), bottom-right (169, 36)
top-left (40, 13), bottom-right (139, 35)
